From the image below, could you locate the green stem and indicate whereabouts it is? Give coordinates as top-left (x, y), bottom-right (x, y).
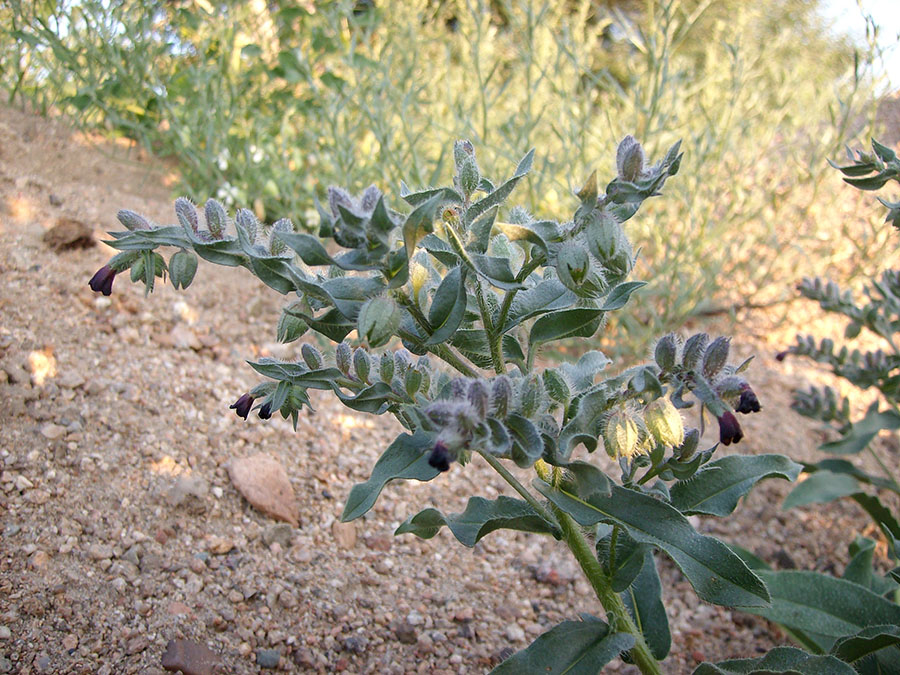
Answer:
top-left (496, 256), bottom-right (543, 333)
top-left (608, 524), bottom-right (620, 572)
top-left (552, 504), bottom-right (662, 675)
top-left (432, 344), bottom-right (481, 379)
top-left (394, 290), bottom-right (433, 334)
top-left (484, 458), bottom-right (660, 673)
top-left (474, 280), bottom-right (504, 375)
top-left (478, 452), bottom-right (559, 532)
top-left (867, 443), bottom-right (900, 491)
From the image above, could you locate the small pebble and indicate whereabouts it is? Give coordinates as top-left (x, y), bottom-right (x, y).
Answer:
top-left (40, 423), bottom-right (67, 440)
top-left (505, 623), bottom-right (525, 642)
top-left (344, 635), bottom-right (368, 654)
top-left (88, 544), bottom-right (114, 560)
top-left (394, 621), bottom-right (417, 645)
top-left (256, 649), bottom-right (280, 669)
top-left (0, 625), bottom-right (11, 640)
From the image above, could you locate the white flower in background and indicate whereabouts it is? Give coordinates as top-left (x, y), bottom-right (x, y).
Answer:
top-left (216, 148), bottom-right (230, 171)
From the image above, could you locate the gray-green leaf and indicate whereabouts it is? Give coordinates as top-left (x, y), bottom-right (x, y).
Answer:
top-left (671, 455), bottom-right (802, 516)
top-left (490, 614), bottom-right (634, 675)
top-left (693, 646), bottom-right (856, 675)
top-left (395, 495), bottom-right (558, 547)
top-left (427, 266), bottom-right (467, 345)
top-left (534, 481), bottom-right (770, 607)
top-left (341, 432), bottom-right (439, 521)
top-left (742, 571), bottom-right (900, 648)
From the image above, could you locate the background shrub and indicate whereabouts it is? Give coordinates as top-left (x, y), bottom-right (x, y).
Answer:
top-left (1, 0), bottom-right (891, 351)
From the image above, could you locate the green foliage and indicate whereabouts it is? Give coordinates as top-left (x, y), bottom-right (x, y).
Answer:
top-left (89, 127), bottom-right (900, 670)
top-left (87, 135), bottom-right (808, 672)
top-left (751, 143), bottom-right (900, 671)
top-left (3, 0), bottom-right (881, 353)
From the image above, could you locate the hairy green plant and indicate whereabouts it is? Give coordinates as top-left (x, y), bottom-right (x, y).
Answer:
top-left (87, 134), bottom-right (889, 673)
top-left (735, 142), bottom-right (900, 672)
top-left (4, 0), bottom-right (881, 357)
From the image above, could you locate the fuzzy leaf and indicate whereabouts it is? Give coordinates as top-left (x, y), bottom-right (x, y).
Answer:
top-left (622, 549), bottom-right (670, 659)
top-left (534, 481), bottom-right (770, 607)
top-left (742, 571), bottom-right (900, 649)
top-left (321, 276), bottom-right (386, 321)
top-left (831, 625), bottom-right (900, 665)
top-left (820, 406), bottom-right (900, 455)
top-left (333, 382), bottom-right (396, 414)
top-left (342, 432), bottom-right (439, 521)
top-left (502, 279), bottom-right (577, 332)
top-left (104, 225), bottom-right (191, 251)
top-left (671, 455), bottom-right (802, 516)
top-left (399, 184), bottom-right (462, 207)
top-left (427, 265), bottom-right (467, 344)
top-left (693, 647), bottom-right (856, 675)
top-left (530, 308), bottom-right (604, 344)
top-left (466, 149), bottom-right (535, 226)
top-left (403, 194), bottom-right (441, 263)
top-left (782, 471), bottom-right (860, 510)
top-left (601, 281), bottom-right (647, 311)
top-left (450, 330), bottom-right (525, 368)
top-left (395, 496), bottom-right (558, 546)
top-left (507, 414), bottom-right (544, 468)
top-left (469, 253), bottom-right (526, 290)
top-left (490, 615), bottom-right (634, 675)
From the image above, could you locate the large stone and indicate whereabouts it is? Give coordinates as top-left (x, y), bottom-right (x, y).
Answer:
top-left (43, 217), bottom-right (94, 250)
top-left (226, 454), bottom-right (298, 527)
top-left (161, 639), bottom-right (223, 675)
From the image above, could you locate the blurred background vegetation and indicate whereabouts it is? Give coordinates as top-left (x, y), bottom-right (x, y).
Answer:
top-left (1, 0), bottom-right (896, 354)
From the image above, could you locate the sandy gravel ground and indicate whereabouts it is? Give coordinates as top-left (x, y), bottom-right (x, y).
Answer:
top-left (1, 103), bottom-right (897, 674)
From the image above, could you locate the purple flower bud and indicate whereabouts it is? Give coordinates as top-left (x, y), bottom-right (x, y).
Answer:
top-left (775, 350), bottom-right (788, 362)
top-left (735, 385), bottom-right (761, 414)
top-left (428, 441), bottom-right (452, 472)
top-left (257, 402), bottom-right (273, 420)
top-left (229, 393), bottom-right (255, 420)
top-left (717, 411), bottom-right (743, 446)
top-left (88, 265), bottom-right (117, 296)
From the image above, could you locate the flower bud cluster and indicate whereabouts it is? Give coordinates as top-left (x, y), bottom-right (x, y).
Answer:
top-left (453, 140), bottom-right (481, 200)
top-left (176, 197), bottom-right (236, 244)
top-left (652, 331), bottom-right (762, 446)
top-left (323, 184), bottom-right (400, 250)
top-left (423, 374), bottom-right (540, 471)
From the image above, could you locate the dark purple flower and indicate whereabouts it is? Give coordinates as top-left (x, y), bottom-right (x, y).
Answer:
top-left (775, 350), bottom-right (788, 362)
top-left (229, 393), bottom-right (255, 420)
top-left (257, 401), bottom-right (273, 420)
top-left (717, 411), bottom-right (743, 446)
top-left (736, 385), bottom-right (761, 414)
top-left (88, 265), bottom-right (117, 296)
top-left (428, 442), bottom-right (452, 472)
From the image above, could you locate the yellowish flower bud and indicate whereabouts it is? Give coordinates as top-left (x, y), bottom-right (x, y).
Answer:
top-left (604, 410), bottom-right (641, 460)
top-left (644, 397), bottom-right (685, 448)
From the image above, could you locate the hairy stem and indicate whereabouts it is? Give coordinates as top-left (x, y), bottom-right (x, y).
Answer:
top-left (432, 344), bottom-right (481, 379)
top-left (474, 279), bottom-right (505, 375)
top-left (867, 442), bottom-right (900, 491)
top-left (478, 452), bottom-right (559, 533)
top-left (493, 458), bottom-right (659, 672)
top-left (496, 256), bottom-right (543, 332)
top-left (552, 505), bottom-right (662, 675)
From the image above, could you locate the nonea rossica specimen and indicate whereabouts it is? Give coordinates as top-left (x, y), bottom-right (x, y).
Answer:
top-left (90, 137), bottom-right (838, 674)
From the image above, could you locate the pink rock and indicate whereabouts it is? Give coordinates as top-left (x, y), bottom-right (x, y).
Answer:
top-left (226, 454), bottom-right (298, 527)
top-left (161, 639), bottom-right (223, 675)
